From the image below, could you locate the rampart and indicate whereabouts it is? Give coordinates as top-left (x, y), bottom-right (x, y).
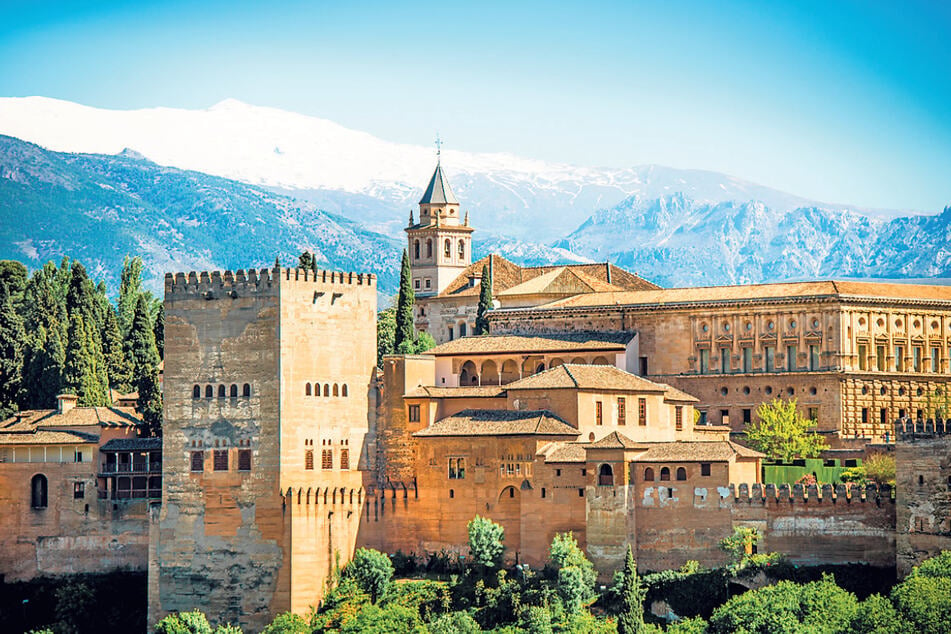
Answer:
top-left (895, 430), bottom-right (951, 575)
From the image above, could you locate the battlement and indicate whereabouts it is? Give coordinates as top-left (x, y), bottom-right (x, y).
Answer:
top-left (165, 266), bottom-right (376, 298)
top-left (725, 482), bottom-right (895, 504)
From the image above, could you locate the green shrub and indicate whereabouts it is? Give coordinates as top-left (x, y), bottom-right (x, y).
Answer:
top-left (849, 593), bottom-right (905, 634)
top-left (468, 516), bottom-right (505, 570)
top-left (343, 548), bottom-right (395, 603)
top-left (666, 616), bottom-right (707, 634)
top-left (429, 611), bottom-right (482, 633)
top-left (914, 550), bottom-right (951, 578)
top-left (890, 574), bottom-right (951, 634)
top-left (261, 611), bottom-right (310, 634)
top-left (338, 602), bottom-right (427, 633)
top-left (383, 579), bottom-right (451, 621)
top-left (154, 610), bottom-right (213, 634)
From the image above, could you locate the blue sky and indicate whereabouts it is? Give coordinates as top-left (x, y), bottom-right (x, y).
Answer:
top-left (1, 0), bottom-right (949, 211)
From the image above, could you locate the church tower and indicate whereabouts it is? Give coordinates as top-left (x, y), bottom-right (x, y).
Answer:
top-left (405, 150), bottom-right (473, 297)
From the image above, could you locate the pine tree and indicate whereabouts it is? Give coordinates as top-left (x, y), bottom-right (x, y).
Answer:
top-left (617, 545), bottom-right (646, 634)
top-left (475, 263), bottom-right (493, 335)
top-left (394, 249), bottom-right (416, 354)
top-left (63, 314), bottom-right (98, 406)
top-left (118, 256), bottom-right (144, 337)
top-left (298, 251), bottom-right (314, 270)
top-left (102, 306), bottom-right (133, 391)
top-left (138, 363), bottom-right (163, 437)
top-left (128, 294), bottom-right (162, 434)
top-left (0, 294), bottom-right (25, 418)
top-left (153, 303), bottom-right (165, 361)
top-left (21, 325), bottom-right (65, 409)
top-left (66, 262), bottom-right (96, 322)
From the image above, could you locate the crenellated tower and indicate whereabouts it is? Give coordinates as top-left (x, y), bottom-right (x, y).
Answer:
top-left (405, 150), bottom-right (473, 297)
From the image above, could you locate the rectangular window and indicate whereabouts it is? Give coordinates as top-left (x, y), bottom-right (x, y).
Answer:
top-left (213, 450), bottom-right (228, 471)
top-left (414, 279), bottom-right (420, 289)
top-left (932, 347), bottom-right (940, 373)
top-left (321, 449), bottom-right (333, 470)
top-left (876, 345), bottom-right (886, 371)
top-left (578, 488), bottom-right (584, 497)
top-left (408, 404), bottom-right (420, 423)
top-left (448, 457), bottom-right (466, 479)
top-left (861, 408), bottom-right (869, 424)
top-left (675, 406), bottom-right (683, 431)
top-left (720, 409), bottom-right (730, 426)
top-left (595, 401), bottom-right (603, 425)
top-left (73, 481), bottom-right (85, 499)
top-left (914, 347), bottom-right (922, 372)
top-left (895, 346), bottom-right (904, 371)
top-left (638, 397), bottom-right (647, 426)
top-left (743, 408), bottom-right (752, 425)
top-left (541, 488), bottom-right (546, 499)
top-left (764, 346), bottom-right (775, 372)
top-left (639, 356), bottom-right (649, 376)
top-left (74, 449), bottom-right (84, 463)
top-left (340, 448), bottom-right (350, 470)
top-left (305, 450), bottom-right (314, 470)
top-left (808, 407), bottom-right (818, 422)
top-left (786, 345), bottom-right (797, 372)
top-left (190, 451), bottom-right (204, 472)
top-left (700, 463), bottom-right (711, 477)
top-left (698, 410), bottom-right (707, 425)
top-left (742, 347), bottom-right (752, 373)
top-left (238, 449), bottom-right (252, 472)
top-left (809, 345), bottom-right (820, 371)
top-left (617, 397), bottom-right (626, 425)
top-left (556, 468), bottom-right (562, 477)
top-left (858, 344), bottom-right (867, 371)
top-left (425, 279), bottom-right (431, 289)
top-left (720, 348), bottom-right (730, 374)
top-left (699, 349), bottom-right (710, 374)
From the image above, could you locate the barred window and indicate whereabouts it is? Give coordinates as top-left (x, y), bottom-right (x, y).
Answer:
top-left (617, 397), bottom-right (626, 425)
top-left (213, 450), bottom-right (228, 471)
top-left (448, 457), bottom-right (466, 480)
top-left (190, 451), bottom-right (204, 472)
top-left (73, 481), bottom-right (85, 499)
top-left (340, 448), bottom-right (350, 470)
top-left (595, 401), bottom-right (603, 425)
top-left (408, 404), bottom-right (420, 422)
top-left (675, 406), bottom-right (683, 431)
top-left (322, 449), bottom-right (333, 470)
top-left (238, 449), bottom-right (252, 472)
top-left (638, 397), bottom-right (647, 426)
top-left (305, 450), bottom-right (314, 470)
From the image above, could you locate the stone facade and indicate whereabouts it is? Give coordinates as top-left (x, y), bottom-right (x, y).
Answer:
top-left (895, 428), bottom-right (951, 575)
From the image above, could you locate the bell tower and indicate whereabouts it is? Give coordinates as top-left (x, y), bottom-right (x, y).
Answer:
top-left (405, 141), bottom-right (473, 297)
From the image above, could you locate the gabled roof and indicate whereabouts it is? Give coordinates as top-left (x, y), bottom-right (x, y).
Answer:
top-left (506, 364), bottom-right (667, 393)
top-left (0, 407), bottom-right (142, 432)
top-left (0, 430), bottom-right (98, 446)
top-left (587, 431), bottom-right (642, 449)
top-left (428, 332), bottom-right (633, 356)
top-left (419, 163), bottom-right (458, 205)
top-left (635, 441), bottom-right (765, 462)
top-left (540, 442), bottom-right (588, 463)
top-left (404, 385), bottom-right (507, 399)
top-left (498, 267), bottom-right (626, 297)
top-left (413, 409), bottom-right (579, 437)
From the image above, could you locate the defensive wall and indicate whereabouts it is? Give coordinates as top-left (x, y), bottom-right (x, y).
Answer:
top-left (895, 429), bottom-right (951, 575)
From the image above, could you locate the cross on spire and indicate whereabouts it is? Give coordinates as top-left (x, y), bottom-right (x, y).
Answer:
top-left (435, 133), bottom-right (442, 164)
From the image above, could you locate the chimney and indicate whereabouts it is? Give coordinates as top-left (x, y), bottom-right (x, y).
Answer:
top-left (56, 394), bottom-right (78, 415)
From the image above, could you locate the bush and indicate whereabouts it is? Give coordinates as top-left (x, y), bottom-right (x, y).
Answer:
top-left (261, 612), bottom-right (309, 634)
top-left (914, 550), bottom-right (951, 578)
top-left (890, 574), bottom-right (951, 634)
top-left (154, 610), bottom-right (213, 634)
top-left (429, 611), bottom-right (482, 633)
top-left (666, 616), bottom-right (708, 634)
top-left (849, 594), bottom-right (904, 634)
top-left (468, 516), bottom-right (505, 570)
top-left (390, 550), bottom-right (419, 576)
top-left (343, 548), bottom-right (395, 603)
top-left (863, 453), bottom-right (895, 487)
top-left (383, 579), bottom-right (451, 621)
top-left (338, 603), bottom-right (427, 633)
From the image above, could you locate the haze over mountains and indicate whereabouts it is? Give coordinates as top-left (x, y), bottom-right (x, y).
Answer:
top-left (0, 96), bottom-right (948, 294)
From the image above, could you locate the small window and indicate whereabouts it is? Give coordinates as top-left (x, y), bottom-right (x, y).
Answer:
top-left (306, 383), bottom-right (312, 396)
top-left (322, 449), bottom-right (333, 470)
top-left (660, 467), bottom-right (671, 481)
top-left (555, 468), bottom-right (562, 477)
top-left (305, 450), bottom-right (314, 470)
top-left (333, 384), bottom-right (339, 397)
top-left (342, 384), bottom-right (348, 397)
top-left (449, 489), bottom-right (454, 499)
top-left (230, 384), bottom-right (238, 397)
top-left (31, 474), bottom-right (48, 509)
top-left (676, 467), bottom-right (687, 481)
top-left (617, 397), bottom-right (626, 425)
top-left (595, 401), bottom-right (603, 425)
top-left (541, 488), bottom-right (547, 498)
top-left (578, 488), bottom-right (584, 497)
top-left (193, 385), bottom-right (201, 399)
top-left (242, 383), bottom-right (251, 397)
top-left (408, 404), bottom-right (420, 422)
top-left (238, 449), bottom-right (252, 472)
top-left (426, 239), bottom-right (433, 258)
top-left (581, 468), bottom-right (587, 476)
top-left (340, 448), bottom-right (350, 470)
top-left (638, 397), bottom-right (647, 426)
top-left (74, 450), bottom-right (83, 463)
top-left (448, 457), bottom-right (466, 480)
top-left (414, 279), bottom-right (420, 290)
top-left (213, 450), bottom-right (229, 471)
top-left (73, 481), bottom-right (85, 499)
top-left (414, 239), bottom-right (420, 259)
top-left (218, 385), bottom-right (226, 398)
top-left (918, 475), bottom-right (924, 486)
top-left (425, 279), bottom-right (431, 289)
top-left (324, 384), bottom-right (330, 397)
top-left (444, 239), bottom-right (451, 257)
top-left (644, 467), bottom-right (655, 481)
top-left (509, 487), bottom-right (515, 498)
top-left (675, 406), bottom-right (683, 431)
top-left (701, 463), bottom-right (711, 477)
top-left (458, 239), bottom-right (465, 258)
top-left (190, 451), bottom-right (204, 472)
top-left (205, 385), bottom-right (213, 398)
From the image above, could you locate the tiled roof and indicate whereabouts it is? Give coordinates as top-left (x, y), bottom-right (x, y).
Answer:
top-left (100, 437), bottom-right (163, 451)
top-left (428, 333), bottom-right (633, 356)
top-left (540, 442), bottom-right (588, 463)
top-left (658, 384), bottom-right (700, 403)
top-left (414, 409), bottom-right (580, 437)
top-left (506, 364), bottom-right (666, 393)
top-left (0, 407), bottom-right (142, 431)
top-left (587, 431), bottom-right (642, 449)
top-left (0, 430), bottom-right (98, 445)
top-left (635, 441), bottom-right (765, 462)
top-left (419, 163), bottom-right (459, 205)
top-left (498, 267), bottom-right (625, 297)
top-left (404, 386), bottom-right (507, 399)
top-left (535, 280), bottom-right (951, 310)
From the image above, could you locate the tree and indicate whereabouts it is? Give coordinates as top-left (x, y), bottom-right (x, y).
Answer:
top-left (101, 306), bottom-right (133, 391)
top-left (0, 259), bottom-right (28, 303)
top-left (467, 515), bottom-right (505, 570)
top-left (617, 545), bottom-right (646, 634)
top-left (474, 264), bottom-right (492, 335)
top-left (343, 548), bottom-right (395, 603)
top-left (62, 314), bottom-right (109, 406)
top-left (718, 526), bottom-right (761, 570)
top-left (377, 307), bottom-right (396, 367)
top-left (549, 532), bottom-right (596, 614)
top-left (298, 251), bottom-right (314, 270)
top-left (261, 612), bottom-right (309, 634)
top-left (153, 303), bottom-right (165, 360)
top-left (0, 294), bottom-right (25, 418)
top-left (154, 610), bottom-right (214, 634)
top-left (414, 330), bottom-right (436, 354)
top-left (129, 294), bottom-right (162, 434)
top-left (863, 453), bottom-right (896, 487)
top-left (745, 397), bottom-right (827, 462)
top-left (394, 250), bottom-right (416, 354)
top-left (21, 324), bottom-right (65, 409)
top-left (849, 594), bottom-right (904, 634)
top-left (339, 603), bottom-right (427, 634)
top-left (53, 581), bottom-right (95, 634)
top-left (118, 256), bottom-right (144, 337)
top-left (890, 573), bottom-right (951, 634)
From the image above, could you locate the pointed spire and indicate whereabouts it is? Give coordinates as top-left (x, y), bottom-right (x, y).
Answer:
top-left (464, 210), bottom-right (469, 226)
top-left (409, 208), bottom-right (415, 226)
top-left (419, 163), bottom-right (458, 205)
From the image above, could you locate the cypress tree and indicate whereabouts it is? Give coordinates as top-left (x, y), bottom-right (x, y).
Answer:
top-left (22, 325), bottom-right (65, 409)
top-left (66, 262), bottom-right (96, 322)
top-left (153, 303), bottom-right (165, 361)
top-left (0, 294), bottom-right (25, 418)
top-left (118, 256), bottom-right (144, 337)
top-left (63, 314), bottom-right (94, 405)
top-left (129, 294), bottom-right (162, 434)
top-left (475, 263), bottom-right (493, 335)
top-left (102, 306), bottom-right (133, 391)
top-left (394, 249), bottom-right (416, 354)
top-left (617, 545), bottom-right (646, 634)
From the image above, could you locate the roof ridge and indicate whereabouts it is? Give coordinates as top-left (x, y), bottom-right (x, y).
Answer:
top-left (561, 364), bottom-right (580, 388)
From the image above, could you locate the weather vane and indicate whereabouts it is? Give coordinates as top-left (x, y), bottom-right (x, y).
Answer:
top-left (435, 133), bottom-right (442, 162)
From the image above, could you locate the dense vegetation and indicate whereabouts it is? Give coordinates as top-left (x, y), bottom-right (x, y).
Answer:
top-left (371, 248), bottom-right (435, 366)
top-left (149, 519), bottom-right (950, 634)
top-left (0, 256), bottom-right (163, 433)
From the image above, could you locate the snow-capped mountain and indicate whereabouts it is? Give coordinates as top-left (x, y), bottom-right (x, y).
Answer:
top-left (0, 97), bottom-right (905, 242)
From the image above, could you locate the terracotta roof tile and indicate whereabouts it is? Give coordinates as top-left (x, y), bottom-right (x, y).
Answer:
top-left (414, 409), bottom-right (579, 437)
top-left (540, 442), bottom-right (588, 463)
top-left (635, 441), bottom-right (765, 462)
top-left (587, 431), bottom-right (642, 449)
top-left (0, 430), bottom-right (98, 445)
top-left (404, 386), bottom-right (507, 399)
top-left (506, 364), bottom-right (667, 393)
top-left (428, 333), bottom-right (632, 356)
top-left (100, 437), bottom-right (163, 451)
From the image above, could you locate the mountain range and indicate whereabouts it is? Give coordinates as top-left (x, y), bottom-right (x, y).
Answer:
top-left (0, 96), bottom-right (948, 294)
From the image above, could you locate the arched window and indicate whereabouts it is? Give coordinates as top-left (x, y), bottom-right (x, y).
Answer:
top-left (242, 383), bottom-right (251, 397)
top-left (444, 239), bottom-right (451, 258)
top-left (458, 239), bottom-right (465, 258)
top-left (193, 385), bottom-right (201, 399)
top-left (333, 384), bottom-right (339, 397)
top-left (414, 240), bottom-right (420, 260)
top-left (230, 384), bottom-right (238, 397)
top-left (459, 322), bottom-right (467, 337)
top-left (217, 385), bottom-right (225, 398)
top-left (644, 467), bottom-right (655, 481)
top-left (341, 384), bottom-right (348, 397)
top-left (305, 383), bottom-right (312, 396)
top-left (31, 474), bottom-right (48, 509)
top-left (205, 385), bottom-right (213, 398)
top-left (676, 467), bottom-right (687, 481)
top-left (599, 464), bottom-right (614, 486)
top-left (660, 467), bottom-right (671, 481)
top-left (324, 384), bottom-right (330, 397)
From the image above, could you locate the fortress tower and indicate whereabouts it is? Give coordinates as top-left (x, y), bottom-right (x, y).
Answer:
top-left (149, 266), bottom-right (377, 631)
top-left (405, 153), bottom-right (473, 297)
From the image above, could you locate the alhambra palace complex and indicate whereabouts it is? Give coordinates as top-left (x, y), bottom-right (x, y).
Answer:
top-left (2, 161), bottom-right (951, 630)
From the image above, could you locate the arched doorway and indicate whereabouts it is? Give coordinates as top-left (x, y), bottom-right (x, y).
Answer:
top-left (459, 360), bottom-right (479, 386)
top-left (482, 360), bottom-right (500, 385)
top-left (496, 486), bottom-right (521, 558)
top-left (500, 360), bottom-right (519, 384)
top-left (599, 464), bottom-right (614, 486)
